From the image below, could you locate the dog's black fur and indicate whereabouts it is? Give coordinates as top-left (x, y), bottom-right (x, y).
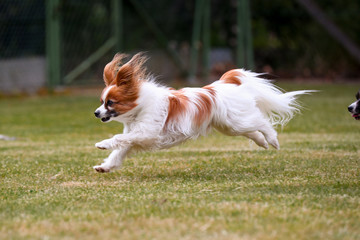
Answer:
top-left (348, 90), bottom-right (360, 120)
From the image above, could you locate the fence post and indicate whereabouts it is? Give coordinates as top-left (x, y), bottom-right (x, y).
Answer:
top-left (46, 0), bottom-right (61, 88)
top-left (236, 0), bottom-right (245, 68)
top-left (237, 0), bottom-right (254, 69)
top-left (202, 0), bottom-right (211, 81)
top-left (188, 0), bottom-right (205, 84)
top-left (112, 0), bottom-right (123, 52)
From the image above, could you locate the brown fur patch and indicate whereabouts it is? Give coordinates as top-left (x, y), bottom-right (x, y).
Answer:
top-left (202, 85), bottom-right (216, 97)
top-left (100, 53), bottom-right (149, 115)
top-left (219, 69), bottom-right (243, 85)
top-left (165, 87), bottom-right (215, 127)
top-left (165, 90), bottom-right (189, 126)
top-left (103, 52), bottom-right (147, 86)
top-left (115, 53), bottom-right (147, 86)
top-left (193, 92), bottom-right (214, 127)
top-left (105, 83), bottom-right (139, 114)
top-left (103, 53), bottom-right (128, 86)
top-left (100, 86), bottom-right (111, 103)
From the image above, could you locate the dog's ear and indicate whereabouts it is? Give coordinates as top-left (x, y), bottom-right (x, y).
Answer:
top-left (103, 53), bottom-right (128, 86)
top-left (115, 52), bottom-right (147, 86)
top-left (356, 91), bottom-right (360, 100)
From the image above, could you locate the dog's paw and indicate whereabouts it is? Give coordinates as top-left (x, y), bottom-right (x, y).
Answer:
top-left (95, 139), bottom-right (113, 150)
top-left (93, 165), bottom-right (111, 173)
top-left (261, 141), bottom-right (269, 149)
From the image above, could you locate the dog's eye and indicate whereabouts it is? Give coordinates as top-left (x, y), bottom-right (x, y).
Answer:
top-left (107, 100), bottom-right (114, 106)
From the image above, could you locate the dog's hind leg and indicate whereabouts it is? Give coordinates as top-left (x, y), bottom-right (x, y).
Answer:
top-left (242, 131), bottom-right (269, 149)
top-left (214, 123), bottom-right (269, 149)
top-left (257, 123), bottom-right (280, 150)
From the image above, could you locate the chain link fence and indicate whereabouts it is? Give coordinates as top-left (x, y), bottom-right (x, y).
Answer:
top-left (61, 0), bottom-right (113, 85)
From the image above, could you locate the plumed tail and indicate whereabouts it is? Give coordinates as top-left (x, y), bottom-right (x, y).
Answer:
top-left (260, 90), bottom-right (314, 126)
top-left (234, 69), bottom-right (315, 126)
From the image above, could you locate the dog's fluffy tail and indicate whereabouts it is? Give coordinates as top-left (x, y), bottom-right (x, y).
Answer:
top-left (235, 69), bottom-right (314, 126)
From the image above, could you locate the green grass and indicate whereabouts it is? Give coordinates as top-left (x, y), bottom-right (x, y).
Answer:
top-left (0, 83), bottom-right (359, 240)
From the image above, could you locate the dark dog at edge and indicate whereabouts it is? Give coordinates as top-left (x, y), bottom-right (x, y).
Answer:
top-left (348, 90), bottom-right (360, 120)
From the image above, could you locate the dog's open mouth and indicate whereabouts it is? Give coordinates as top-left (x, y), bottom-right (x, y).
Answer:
top-left (101, 117), bottom-right (111, 122)
top-left (352, 113), bottom-right (360, 120)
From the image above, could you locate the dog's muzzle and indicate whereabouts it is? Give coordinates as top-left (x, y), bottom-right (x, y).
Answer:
top-left (94, 111), bottom-right (101, 118)
top-left (94, 110), bottom-right (118, 122)
top-left (348, 103), bottom-right (360, 120)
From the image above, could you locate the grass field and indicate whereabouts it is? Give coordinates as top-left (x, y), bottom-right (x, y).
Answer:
top-left (0, 83), bottom-right (359, 239)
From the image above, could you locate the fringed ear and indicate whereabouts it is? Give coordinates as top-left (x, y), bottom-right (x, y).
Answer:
top-left (103, 53), bottom-right (128, 86)
top-left (115, 52), bottom-right (148, 86)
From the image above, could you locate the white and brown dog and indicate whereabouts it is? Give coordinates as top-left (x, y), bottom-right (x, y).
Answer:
top-left (93, 53), bottom-right (312, 173)
top-left (348, 90), bottom-right (360, 120)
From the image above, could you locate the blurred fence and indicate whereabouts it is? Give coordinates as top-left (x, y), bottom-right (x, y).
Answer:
top-left (0, 0), bottom-right (359, 94)
top-left (60, 0), bottom-right (113, 85)
top-left (1, 0), bottom-right (244, 94)
top-left (50, 0), bottom-right (254, 87)
top-left (0, 0), bottom-right (45, 58)
top-left (0, 0), bottom-right (46, 94)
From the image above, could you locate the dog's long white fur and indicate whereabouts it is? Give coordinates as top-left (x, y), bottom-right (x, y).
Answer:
top-left (233, 70), bottom-right (310, 126)
top-left (94, 69), bottom-right (312, 172)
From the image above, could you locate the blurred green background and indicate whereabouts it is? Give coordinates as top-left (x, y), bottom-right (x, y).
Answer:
top-left (0, 0), bottom-right (359, 94)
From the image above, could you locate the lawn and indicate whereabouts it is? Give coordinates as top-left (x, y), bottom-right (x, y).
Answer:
top-left (0, 83), bottom-right (359, 240)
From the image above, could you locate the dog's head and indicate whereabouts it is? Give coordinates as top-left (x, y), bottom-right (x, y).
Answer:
top-left (94, 53), bottom-right (147, 122)
top-left (348, 90), bottom-right (360, 120)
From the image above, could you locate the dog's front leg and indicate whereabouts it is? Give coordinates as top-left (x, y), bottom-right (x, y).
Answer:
top-left (95, 134), bottom-right (131, 150)
top-left (93, 146), bottom-right (130, 173)
top-left (95, 138), bottom-right (115, 150)
top-left (95, 132), bottom-right (142, 150)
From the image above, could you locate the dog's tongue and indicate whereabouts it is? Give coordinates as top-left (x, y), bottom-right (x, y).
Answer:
top-left (353, 114), bottom-right (360, 117)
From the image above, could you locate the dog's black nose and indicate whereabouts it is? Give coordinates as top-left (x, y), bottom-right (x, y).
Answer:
top-left (348, 106), bottom-right (354, 112)
top-left (94, 111), bottom-right (100, 118)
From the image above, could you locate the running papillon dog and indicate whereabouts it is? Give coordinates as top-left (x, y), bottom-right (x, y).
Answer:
top-left (93, 53), bottom-right (313, 172)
